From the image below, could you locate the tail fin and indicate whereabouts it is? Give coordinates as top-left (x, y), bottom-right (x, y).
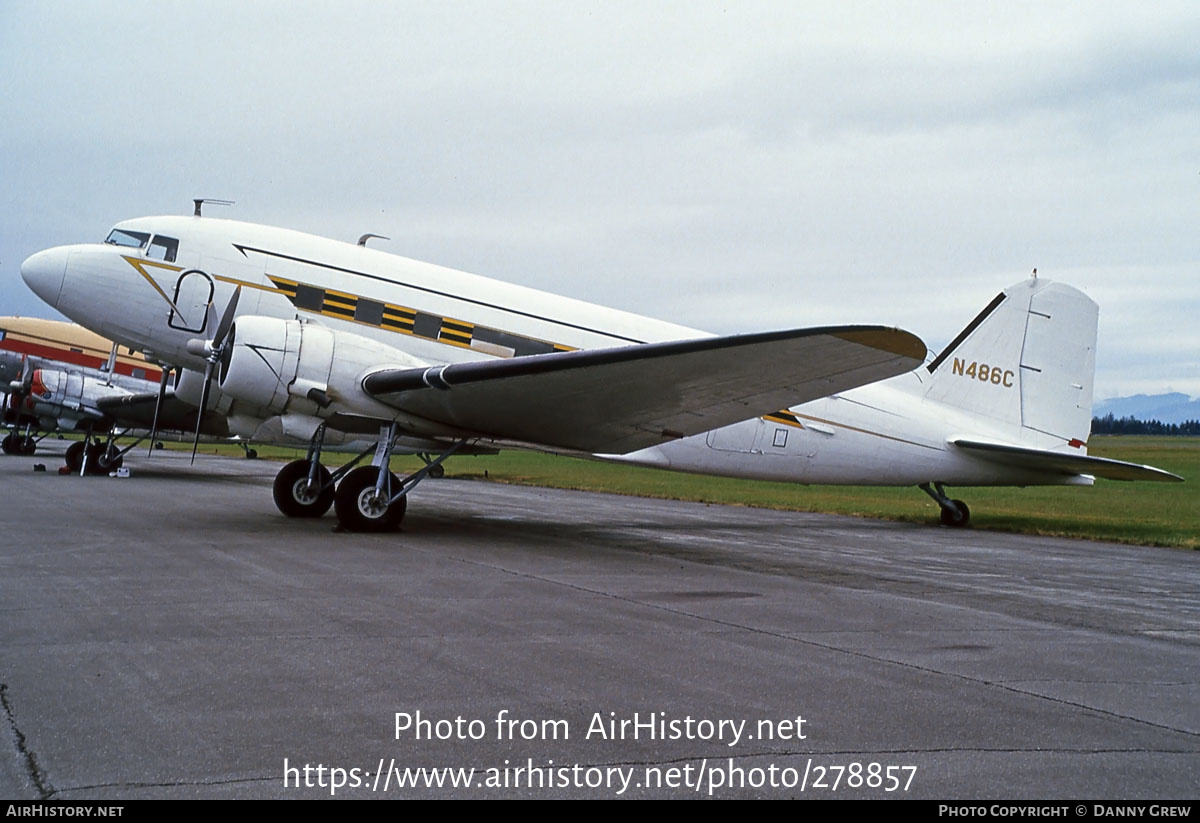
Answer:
top-left (924, 277), bottom-right (1097, 446)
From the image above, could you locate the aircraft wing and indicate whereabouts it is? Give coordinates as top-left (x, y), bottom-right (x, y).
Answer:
top-left (363, 326), bottom-right (925, 453)
top-left (952, 439), bottom-right (1184, 482)
top-left (97, 391), bottom-right (231, 437)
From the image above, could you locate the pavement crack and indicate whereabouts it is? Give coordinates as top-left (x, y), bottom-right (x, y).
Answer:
top-left (57, 775), bottom-right (277, 794)
top-left (1, 682), bottom-right (54, 799)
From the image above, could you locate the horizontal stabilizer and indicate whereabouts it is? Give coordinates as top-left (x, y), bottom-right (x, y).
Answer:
top-left (364, 326), bottom-right (926, 453)
top-left (953, 438), bottom-right (1183, 482)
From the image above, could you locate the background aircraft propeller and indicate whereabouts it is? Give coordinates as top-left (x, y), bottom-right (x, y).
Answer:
top-left (146, 365), bottom-right (173, 456)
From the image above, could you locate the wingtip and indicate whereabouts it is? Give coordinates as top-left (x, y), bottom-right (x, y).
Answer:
top-left (833, 329), bottom-right (927, 362)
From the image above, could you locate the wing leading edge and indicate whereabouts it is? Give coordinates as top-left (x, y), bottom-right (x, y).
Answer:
top-left (953, 439), bottom-right (1184, 482)
top-left (363, 326), bottom-right (926, 453)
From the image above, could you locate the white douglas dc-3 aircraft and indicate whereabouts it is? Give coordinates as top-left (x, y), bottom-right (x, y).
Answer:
top-left (20, 207), bottom-right (1181, 531)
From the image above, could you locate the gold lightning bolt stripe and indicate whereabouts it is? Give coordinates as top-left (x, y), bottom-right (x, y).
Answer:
top-left (123, 255), bottom-right (187, 316)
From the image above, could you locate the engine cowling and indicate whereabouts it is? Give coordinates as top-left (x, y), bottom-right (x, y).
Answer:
top-left (216, 316), bottom-right (429, 419)
top-left (28, 368), bottom-right (132, 429)
top-left (174, 368), bottom-right (233, 415)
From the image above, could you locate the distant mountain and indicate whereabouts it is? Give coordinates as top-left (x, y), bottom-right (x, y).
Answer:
top-left (1094, 393), bottom-right (1200, 425)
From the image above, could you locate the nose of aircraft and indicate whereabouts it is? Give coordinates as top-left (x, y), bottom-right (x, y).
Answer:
top-left (20, 247), bottom-right (69, 309)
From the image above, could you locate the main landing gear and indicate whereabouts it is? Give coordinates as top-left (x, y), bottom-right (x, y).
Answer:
top-left (2, 430), bottom-right (37, 455)
top-left (272, 423), bottom-right (462, 532)
top-left (65, 428), bottom-right (158, 475)
top-left (919, 482), bottom-right (971, 527)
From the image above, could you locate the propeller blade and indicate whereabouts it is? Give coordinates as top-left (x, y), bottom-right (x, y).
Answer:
top-left (190, 362), bottom-right (214, 465)
top-left (16, 355), bottom-right (31, 395)
top-left (212, 285), bottom-right (241, 350)
top-left (147, 366), bottom-right (171, 456)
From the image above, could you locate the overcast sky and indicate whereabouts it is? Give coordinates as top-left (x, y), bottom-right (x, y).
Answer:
top-left (2, 1), bottom-right (1196, 399)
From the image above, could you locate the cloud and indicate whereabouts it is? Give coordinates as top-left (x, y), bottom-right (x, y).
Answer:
top-left (1, 0), bottom-right (1195, 400)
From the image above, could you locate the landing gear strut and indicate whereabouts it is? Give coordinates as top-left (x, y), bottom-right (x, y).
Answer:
top-left (272, 425), bottom-right (337, 518)
top-left (919, 482), bottom-right (971, 527)
top-left (67, 429), bottom-right (151, 475)
top-left (331, 424), bottom-right (462, 532)
top-left (271, 423), bottom-right (462, 532)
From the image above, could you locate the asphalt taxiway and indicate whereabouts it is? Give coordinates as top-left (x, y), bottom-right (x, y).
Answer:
top-left (0, 442), bottom-right (1196, 798)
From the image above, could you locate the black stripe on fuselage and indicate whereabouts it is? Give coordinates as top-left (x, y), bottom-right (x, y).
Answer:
top-left (264, 274), bottom-right (575, 357)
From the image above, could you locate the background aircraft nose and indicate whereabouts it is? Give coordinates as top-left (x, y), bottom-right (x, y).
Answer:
top-left (20, 247), bottom-right (69, 308)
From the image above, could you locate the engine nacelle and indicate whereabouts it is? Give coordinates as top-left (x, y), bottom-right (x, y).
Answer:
top-left (174, 368), bottom-right (234, 415)
top-left (28, 368), bottom-right (132, 429)
top-left (217, 316), bottom-right (429, 419)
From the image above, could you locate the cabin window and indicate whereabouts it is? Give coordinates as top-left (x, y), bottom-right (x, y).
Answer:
top-left (105, 229), bottom-right (150, 249)
top-left (148, 235), bottom-right (179, 262)
top-left (773, 428), bottom-right (788, 448)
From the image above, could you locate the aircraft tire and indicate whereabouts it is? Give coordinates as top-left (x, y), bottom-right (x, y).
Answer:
top-left (334, 466), bottom-right (407, 532)
top-left (1, 434), bottom-right (15, 454)
top-left (20, 437), bottom-right (36, 455)
top-left (940, 499), bottom-right (971, 527)
top-left (65, 441), bottom-right (85, 473)
top-left (273, 460), bottom-right (334, 518)
top-left (95, 444), bottom-right (123, 473)
top-left (83, 442), bottom-right (118, 475)
top-left (428, 463), bottom-right (445, 479)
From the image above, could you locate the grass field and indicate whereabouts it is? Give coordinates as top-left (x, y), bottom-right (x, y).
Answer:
top-left (179, 434), bottom-right (1198, 549)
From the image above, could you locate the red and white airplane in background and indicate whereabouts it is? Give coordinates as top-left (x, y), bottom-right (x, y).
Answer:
top-left (0, 315), bottom-right (233, 471)
top-left (19, 206), bottom-right (1180, 530)
top-left (0, 314), bottom-right (490, 475)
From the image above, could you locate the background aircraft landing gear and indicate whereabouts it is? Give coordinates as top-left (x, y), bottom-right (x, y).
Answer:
top-left (418, 453), bottom-right (446, 478)
top-left (65, 441), bottom-right (86, 473)
top-left (334, 466), bottom-right (406, 532)
top-left (86, 441), bottom-right (123, 474)
top-left (2, 432), bottom-right (36, 455)
top-left (272, 459), bottom-right (335, 518)
top-left (919, 482), bottom-right (971, 527)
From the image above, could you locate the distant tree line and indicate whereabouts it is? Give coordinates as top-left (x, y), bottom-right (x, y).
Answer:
top-left (1092, 414), bottom-right (1200, 435)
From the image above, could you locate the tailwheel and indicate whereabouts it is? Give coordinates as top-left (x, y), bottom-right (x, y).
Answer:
top-left (334, 466), bottom-right (407, 532)
top-left (65, 441), bottom-right (86, 473)
top-left (273, 459), bottom-right (334, 518)
top-left (920, 482), bottom-right (972, 528)
top-left (939, 499), bottom-right (970, 528)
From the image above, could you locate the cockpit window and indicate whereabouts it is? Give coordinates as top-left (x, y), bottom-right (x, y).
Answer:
top-left (104, 229), bottom-right (150, 248)
top-left (148, 235), bottom-right (179, 262)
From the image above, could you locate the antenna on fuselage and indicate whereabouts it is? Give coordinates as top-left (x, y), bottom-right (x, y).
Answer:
top-left (193, 198), bottom-right (235, 217)
top-left (357, 233), bottom-right (390, 247)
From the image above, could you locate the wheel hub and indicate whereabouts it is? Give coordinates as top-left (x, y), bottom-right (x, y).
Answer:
top-left (292, 479), bottom-right (320, 505)
top-left (356, 488), bottom-right (390, 519)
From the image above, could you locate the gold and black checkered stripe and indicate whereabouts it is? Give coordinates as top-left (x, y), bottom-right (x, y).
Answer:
top-left (265, 274), bottom-right (575, 359)
top-left (763, 410), bottom-right (805, 429)
top-left (233, 270), bottom-right (803, 426)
